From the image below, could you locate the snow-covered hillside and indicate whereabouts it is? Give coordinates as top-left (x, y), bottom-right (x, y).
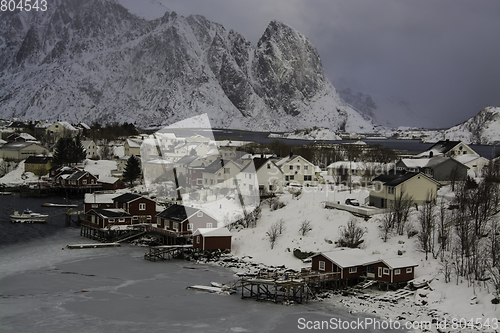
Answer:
top-left (425, 107), bottom-right (500, 144)
top-left (0, 0), bottom-right (373, 132)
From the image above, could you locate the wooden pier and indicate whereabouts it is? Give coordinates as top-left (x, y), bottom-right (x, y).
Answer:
top-left (67, 243), bottom-right (120, 249)
top-left (144, 244), bottom-right (193, 262)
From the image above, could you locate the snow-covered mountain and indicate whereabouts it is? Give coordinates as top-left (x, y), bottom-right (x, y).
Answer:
top-left (425, 107), bottom-right (500, 144)
top-left (0, 0), bottom-right (372, 132)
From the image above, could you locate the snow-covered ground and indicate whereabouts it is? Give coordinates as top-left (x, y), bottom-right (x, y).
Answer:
top-left (222, 185), bottom-right (498, 332)
top-left (1, 158), bottom-right (497, 332)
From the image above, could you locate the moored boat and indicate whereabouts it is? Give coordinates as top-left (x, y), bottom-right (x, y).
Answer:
top-left (42, 203), bottom-right (78, 208)
top-left (10, 209), bottom-right (49, 223)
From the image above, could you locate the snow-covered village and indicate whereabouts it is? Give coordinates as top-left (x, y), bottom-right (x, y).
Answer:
top-left (1, 1), bottom-right (500, 332)
top-left (0, 113), bottom-right (499, 332)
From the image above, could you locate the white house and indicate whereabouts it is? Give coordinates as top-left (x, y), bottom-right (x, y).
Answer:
top-left (238, 158), bottom-right (283, 194)
top-left (454, 155), bottom-right (489, 176)
top-left (82, 140), bottom-right (98, 159)
top-left (202, 158), bottom-right (242, 187)
top-left (275, 154), bottom-right (317, 186)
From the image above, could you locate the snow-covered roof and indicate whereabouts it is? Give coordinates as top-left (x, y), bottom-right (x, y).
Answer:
top-left (78, 123), bottom-right (91, 130)
top-left (193, 228), bottom-right (231, 237)
top-left (454, 155), bottom-right (487, 164)
top-left (98, 176), bottom-right (120, 185)
top-left (317, 248), bottom-right (373, 268)
top-left (84, 193), bottom-right (118, 204)
top-left (364, 257), bottom-right (419, 269)
top-left (126, 138), bottom-right (142, 148)
top-left (57, 121), bottom-right (78, 131)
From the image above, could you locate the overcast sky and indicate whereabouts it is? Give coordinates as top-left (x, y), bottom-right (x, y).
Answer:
top-left (124, 0), bottom-right (500, 128)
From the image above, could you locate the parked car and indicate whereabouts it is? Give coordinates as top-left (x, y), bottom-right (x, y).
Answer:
top-left (345, 198), bottom-right (360, 206)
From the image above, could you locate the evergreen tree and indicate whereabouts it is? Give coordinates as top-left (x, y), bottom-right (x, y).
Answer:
top-left (123, 155), bottom-right (142, 186)
top-left (51, 136), bottom-right (86, 166)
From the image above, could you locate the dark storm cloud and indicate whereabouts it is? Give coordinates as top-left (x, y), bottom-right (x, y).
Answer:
top-left (157, 0), bottom-right (500, 127)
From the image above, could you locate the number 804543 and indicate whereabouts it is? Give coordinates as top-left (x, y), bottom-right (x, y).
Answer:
top-left (1, 0), bottom-right (47, 12)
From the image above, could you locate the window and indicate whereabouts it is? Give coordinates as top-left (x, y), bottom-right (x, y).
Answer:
top-left (109, 219), bottom-right (115, 223)
top-left (217, 179), bottom-right (223, 183)
top-left (285, 176), bottom-right (289, 181)
top-left (319, 261), bottom-right (325, 271)
top-left (395, 269), bottom-right (401, 275)
top-left (349, 267), bottom-right (357, 274)
top-left (82, 180), bottom-right (87, 185)
top-left (296, 165), bottom-right (300, 170)
top-left (249, 185), bottom-right (253, 191)
top-left (378, 267), bottom-right (382, 277)
top-left (224, 168), bottom-right (230, 174)
top-left (289, 175), bottom-right (294, 180)
top-left (304, 165), bottom-right (308, 170)
top-left (269, 185), bottom-right (274, 191)
top-left (304, 175), bottom-right (312, 181)
top-left (92, 204), bottom-right (98, 208)
top-left (210, 179), bottom-right (214, 185)
top-left (289, 165), bottom-right (293, 170)
top-left (249, 174), bottom-right (252, 179)
top-left (383, 268), bottom-right (389, 275)
top-left (388, 187), bottom-right (394, 194)
top-left (139, 203), bottom-right (146, 210)
top-left (133, 216), bottom-right (138, 220)
top-left (206, 223), bottom-right (213, 228)
top-left (196, 236), bottom-right (200, 244)
top-left (197, 179), bottom-right (202, 185)
top-left (197, 211), bottom-right (203, 217)
top-left (267, 164), bottom-right (271, 169)
top-left (119, 218), bottom-right (125, 223)
top-left (406, 267), bottom-right (412, 273)
top-left (187, 223), bottom-right (193, 230)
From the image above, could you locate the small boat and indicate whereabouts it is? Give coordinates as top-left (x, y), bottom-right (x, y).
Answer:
top-left (42, 203), bottom-right (78, 208)
top-left (10, 209), bottom-right (49, 223)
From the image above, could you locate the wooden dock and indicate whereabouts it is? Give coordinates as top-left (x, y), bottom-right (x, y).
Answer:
top-left (67, 243), bottom-right (120, 249)
top-left (144, 244), bottom-right (193, 262)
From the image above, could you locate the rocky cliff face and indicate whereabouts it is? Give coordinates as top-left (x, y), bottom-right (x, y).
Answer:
top-left (0, 0), bottom-right (373, 132)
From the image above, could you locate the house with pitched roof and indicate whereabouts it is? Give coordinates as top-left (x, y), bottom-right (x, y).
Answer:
top-left (24, 156), bottom-right (52, 176)
top-left (0, 142), bottom-right (49, 161)
top-left (416, 140), bottom-right (478, 158)
top-left (124, 138), bottom-right (142, 157)
top-left (202, 158), bottom-right (242, 187)
top-left (275, 154), bottom-right (317, 186)
top-left (86, 208), bottom-right (133, 228)
top-left (193, 228), bottom-right (231, 251)
top-left (238, 157), bottom-right (283, 195)
top-left (112, 193), bottom-right (157, 223)
top-left (45, 121), bottom-right (79, 142)
top-left (363, 258), bottom-right (418, 285)
top-left (156, 204), bottom-right (218, 236)
top-left (84, 193), bottom-right (119, 213)
top-left (56, 170), bottom-right (99, 189)
top-left (369, 170), bottom-right (440, 208)
top-left (82, 140), bottom-right (98, 159)
top-left (311, 248), bottom-right (372, 281)
top-left (396, 156), bottom-right (468, 183)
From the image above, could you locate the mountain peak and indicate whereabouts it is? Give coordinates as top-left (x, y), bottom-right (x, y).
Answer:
top-left (0, 0), bottom-right (373, 132)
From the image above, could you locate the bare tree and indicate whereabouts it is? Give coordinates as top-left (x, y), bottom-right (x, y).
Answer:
top-left (99, 139), bottom-right (114, 160)
top-left (299, 220), bottom-right (312, 236)
top-left (338, 218), bottom-right (366, 248)
top-left (267, 222), bottom-right (280, 249)
top-left (437, 199), bottom-right (452, 260)
top-left (379, 212), bottom-right (394, 242)
top-left (391, 187), bottom-right (414, 236)
top-left (417, 193), bottom-right (436, 260)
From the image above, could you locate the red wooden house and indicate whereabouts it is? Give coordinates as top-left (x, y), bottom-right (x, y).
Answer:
top-left (98, 176), bottom-right (125, 190)
top-left (156, 204), bottom-right (218, 236)
top-left (192, 228), bottom-right (231, 251)
top-left (112, 193), bottom-right (157, 224)
top-left (86, 208), bottom-right (133, 228)
top-left (363, 258), bottom-right (418, 284)
top-left (84, 193), bottom-right (118, 213)
top-left (57, 170), bottom-right (100, 189)
top-left (311, 249), bottom-right (371, 281)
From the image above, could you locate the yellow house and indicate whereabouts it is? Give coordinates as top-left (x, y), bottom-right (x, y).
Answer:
top-left (24, 156), bottom-right (52, 176)
top-left (124, 138), bottom-right (142, 157)
top-left (369, 170), bottom-right (440, 208)
top-left (45, 121), bottom-right (79, 142)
